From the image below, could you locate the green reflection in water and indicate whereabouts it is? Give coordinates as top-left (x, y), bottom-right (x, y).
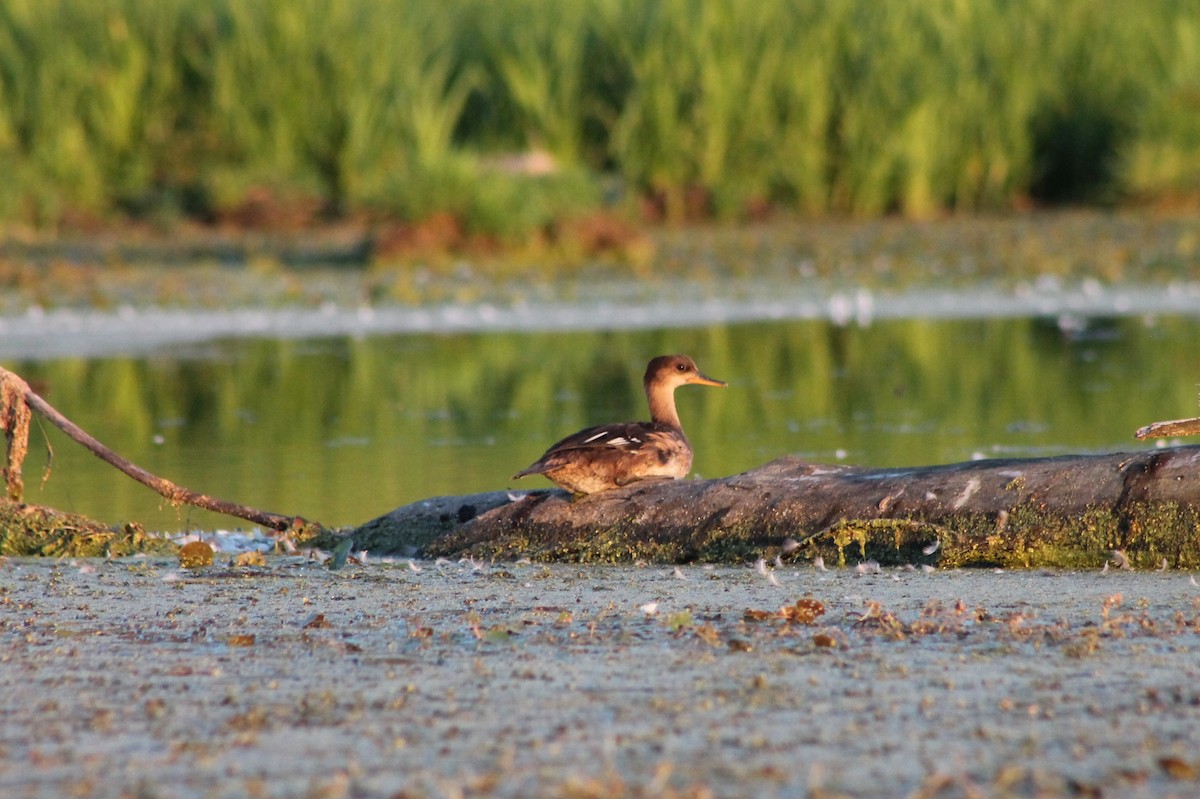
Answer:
top-left (7, 315), bottom-right (1196, 532)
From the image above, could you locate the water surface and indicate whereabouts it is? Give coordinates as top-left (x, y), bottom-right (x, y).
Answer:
top-left (8, 313), bottom-right (1196, 532)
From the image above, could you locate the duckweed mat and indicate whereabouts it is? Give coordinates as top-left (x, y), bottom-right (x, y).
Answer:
top-left (2, 557), bottom-right (1198, 798)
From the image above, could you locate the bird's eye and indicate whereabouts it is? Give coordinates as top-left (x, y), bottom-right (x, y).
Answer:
top-left (676, 363), bottom-right (687, 371)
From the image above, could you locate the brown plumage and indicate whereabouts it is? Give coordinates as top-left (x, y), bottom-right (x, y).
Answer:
top-left (512, 354), bottom-right (726, 496)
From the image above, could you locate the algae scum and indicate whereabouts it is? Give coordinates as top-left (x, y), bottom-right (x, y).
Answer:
top-left (3, 559), bottom-right (1200, 798)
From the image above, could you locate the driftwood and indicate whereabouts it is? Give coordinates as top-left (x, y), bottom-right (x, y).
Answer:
top-left (1, 366), bottom-right (316, 538)
top-left (346, 447), bottom-right (1200, 568)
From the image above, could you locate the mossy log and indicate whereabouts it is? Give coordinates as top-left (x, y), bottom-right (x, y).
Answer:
top-left (0, 499), bottom-right (176, 557)
top-left (344, 447), bottom-right (1200, 568)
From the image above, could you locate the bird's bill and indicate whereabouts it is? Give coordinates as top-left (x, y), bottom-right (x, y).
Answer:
top-left (687, 373), bottom-right (727, 388)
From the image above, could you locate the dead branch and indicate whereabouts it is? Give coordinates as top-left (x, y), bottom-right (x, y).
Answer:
top-left (1138, 392), bottom-right (1200, 439)
top-left (1136, 417), bottom-right (1200, 439)
top-left (0, 366), bottom-right (312, 533)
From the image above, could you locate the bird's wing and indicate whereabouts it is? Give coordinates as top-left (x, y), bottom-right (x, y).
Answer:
top-left (543, 421), bottom-right (657, 453)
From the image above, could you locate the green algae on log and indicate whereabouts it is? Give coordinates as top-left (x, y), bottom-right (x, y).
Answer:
top-left (345, 447), bottom-right (1200, 568)
top-left (0, 500), bottom-right (177, 557)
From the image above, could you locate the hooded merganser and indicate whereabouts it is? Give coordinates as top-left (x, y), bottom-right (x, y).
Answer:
top-left (512, 354), bottom-right (726, 496)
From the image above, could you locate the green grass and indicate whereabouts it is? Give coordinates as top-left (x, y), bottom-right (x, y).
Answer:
top-left (0, 0), bottom-right (1198, 233)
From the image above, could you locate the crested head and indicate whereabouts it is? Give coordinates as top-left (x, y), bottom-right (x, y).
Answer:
top-left (643, 354), bottom-right (727, 392)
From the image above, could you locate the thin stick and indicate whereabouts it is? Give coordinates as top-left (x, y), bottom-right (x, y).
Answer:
top-left (1, 366), bottom-right (310, 533)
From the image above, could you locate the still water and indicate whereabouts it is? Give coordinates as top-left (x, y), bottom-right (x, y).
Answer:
top-left (7, 314), bottom-right (1198, 532)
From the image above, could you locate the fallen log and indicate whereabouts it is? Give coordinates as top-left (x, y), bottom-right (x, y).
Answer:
top-left (344, 447), bottom-right (1200, 568)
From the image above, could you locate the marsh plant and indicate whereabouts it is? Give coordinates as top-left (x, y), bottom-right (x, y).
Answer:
top-left (0, 0), bottom-right (1198, 232)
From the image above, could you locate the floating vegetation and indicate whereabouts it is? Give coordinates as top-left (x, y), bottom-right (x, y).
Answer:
top-left (178, 540), bottom-right (214, 569)
top-left (4, 556), bottom-right (1200, 797)
top-left (744, 598), bottom-right (827, 626)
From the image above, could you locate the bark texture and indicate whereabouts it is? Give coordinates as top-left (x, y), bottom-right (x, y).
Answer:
top-left (347, 447), bottom-right (1200, 568)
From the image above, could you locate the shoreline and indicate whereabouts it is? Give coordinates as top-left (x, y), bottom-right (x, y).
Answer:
top-left (3, 281), bottom-right (1200, 360)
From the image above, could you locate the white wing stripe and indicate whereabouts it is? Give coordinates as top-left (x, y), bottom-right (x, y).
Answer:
top-left (581, 430), bottom-right (641, 448)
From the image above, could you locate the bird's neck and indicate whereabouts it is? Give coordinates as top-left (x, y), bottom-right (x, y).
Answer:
top-left (646, 384), bottom-right (682, 430)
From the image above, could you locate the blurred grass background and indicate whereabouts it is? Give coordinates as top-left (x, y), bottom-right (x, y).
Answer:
top-left (1, 0), bottom-right (1198, 239)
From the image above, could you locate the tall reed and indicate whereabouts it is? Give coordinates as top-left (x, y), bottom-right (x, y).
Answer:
top-left (0, 0), bottom-right (1197, 230)
top-left (209, 0), bottom-right (478, 214)
top-left (0, 0), bottom-right (186, 221)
